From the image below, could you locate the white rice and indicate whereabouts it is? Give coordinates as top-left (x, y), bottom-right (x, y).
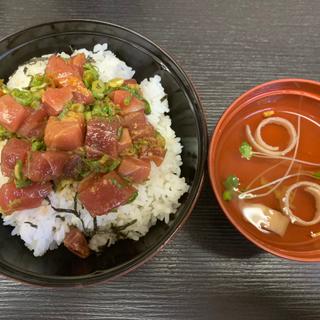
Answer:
top-left (2, 44), bottom-right (189, 256)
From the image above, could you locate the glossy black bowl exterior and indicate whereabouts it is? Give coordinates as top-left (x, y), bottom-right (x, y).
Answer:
top-left (0, 20), bottom-right (207, 286)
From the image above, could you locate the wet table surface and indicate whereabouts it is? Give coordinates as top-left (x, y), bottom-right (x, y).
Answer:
top-left (1, 0), bottom-right (320, 319)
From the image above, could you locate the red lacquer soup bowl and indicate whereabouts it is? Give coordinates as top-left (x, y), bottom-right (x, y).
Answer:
top-left (209, 78), bottom-right (320, 262)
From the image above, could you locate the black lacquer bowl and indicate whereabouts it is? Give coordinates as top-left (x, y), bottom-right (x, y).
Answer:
top-left (0, 20), bottom-right (207, 286)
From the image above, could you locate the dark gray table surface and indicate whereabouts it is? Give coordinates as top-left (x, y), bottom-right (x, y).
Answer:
top-left (1, 0), bottom-right (320, 319)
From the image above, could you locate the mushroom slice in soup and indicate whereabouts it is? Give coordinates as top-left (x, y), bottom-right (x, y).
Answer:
top-left (240, 203), bottom-right (290, 237)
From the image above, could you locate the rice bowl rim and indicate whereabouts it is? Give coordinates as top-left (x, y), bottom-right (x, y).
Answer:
top-left (0, 19), bottom-right (207, 286)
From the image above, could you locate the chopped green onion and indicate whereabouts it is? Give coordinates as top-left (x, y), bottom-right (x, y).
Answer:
top-left (30, 100), bottom-right (40, 109)
top-left (58, 101), bottom-right (83, 119)
top-left (31, 139), bottom-right (45, 151)
top-left (223, 190), bottom-right (233, 201)
top-left (91, 99), bottom-right (119, 118)
top-left (224, 175), bottom-right (239, 189)
top-left (92, 103), bottom-right (111, 117)
top-left (239, 141), bottom-right (253, 160)
top-left (11, 89), bottom-right (33, 106)
top-left (70, 103), bottom-right (84, 113)
top-left (123, 95), bottom-right (132, 106)
top-left (105, 84), bottom-right (139, 98)
top-left (29, 74), bottom-right (48, 92)
top-left (127, 191), bottom-right (138, 203)
top-left (30, 74), bottom-right (46, 88)
top-left (108, 159), bottom-right (121, 171)
top-left (98, 154), bottom-right (109, 164)
top-left (31, 89), bottom-right (44, 101)
top-left (83, 63), bottom-right (99, 88)
top-left (222, 175), bottom-right (240, 202)
top-left (14, 160), bottom-right (23, 181)
top-left (84, 155), bottom-right (120, 174)
top-left (0, 125), bottom-right (13, 140)
top-left (91, 80), bottom-right (105, 99)
top-left (15, 179), bottom-right (32, 189)
top-left (107, 78), bottom-right (124, 88)
top-left (83, 70), bottom-right (98, 88)
top-left (14, 160), bottom-right (32, 188)
top-left (84, 111), bottom-right (92, 121)
top-left (143, 99), bottom-right (151, 114)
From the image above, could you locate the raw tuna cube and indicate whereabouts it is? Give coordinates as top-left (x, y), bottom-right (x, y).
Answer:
top-left (78, 171), bottom-right (137, 216)
top-left (0, 95), bottom-right (30, 132)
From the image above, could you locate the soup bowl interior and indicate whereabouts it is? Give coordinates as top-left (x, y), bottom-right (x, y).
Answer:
top-left (209, 78), bottom-right (320, 262)
top-left (0, 20), bottom-right (206, 286)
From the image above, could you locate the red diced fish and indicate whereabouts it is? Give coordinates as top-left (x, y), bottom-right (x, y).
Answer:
top-left (118, 128), bottom-right (132, 153)
top-left (122, 111), bottom-right (155, 140)
top-left (85, 118), bottom-right (120, 158)
top-left (63, 154), bottom-right (83, 179)
top-left (78, 171), bottom-right (137, 217)
top-left (140, 146), bottom-right (166, 166)
top-left (42, 87), bottom-right (73, 116)
top-left (45, 55), bottom-right (93, 105)
top-left (17, 107), bottom-right (48, 139)
top-left (0, 95), bottom-right (30, 132)
top-left (0, 181), bottom-right (52, 214)
top-left (1, 138), bottom-right (31, 177)
top-left (70, 53), bottom-right (86, 76)
top-left (117, 157), bottom-right (150, 183)
top-left (25, 151), bottom-right (70, 182)
top-left (71, 82), bottom-right (94, 105)
top-left (63, 155), bottom-right (83, 179)
top-left (46, 55), bottom-right (81, 84)
top-left (44, 114), bottom-right (85, 151)
top-left (64, 227), bottom-right (90, 258)
top-left (110, 90), bottom-right (145, 115)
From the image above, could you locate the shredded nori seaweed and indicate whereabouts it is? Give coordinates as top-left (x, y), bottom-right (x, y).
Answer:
top-left (55, 215), bottom-right (66, 221)
top-left (110, 219), bottom-right (137, 239)
top-left (45, 197), bottom-right (77, 214)
top-left (112, 219), bottom-right (137, 232)
top-left (160, 94), bottom-right (168, 102)
top-left (24, 221), bottom-right (38, 229)
top-left (73, 192), bottom-right (79, 214)
top-left (45, 196), bottom-right (86, 232)
top-left (93, 217), bottom-right (98, 232)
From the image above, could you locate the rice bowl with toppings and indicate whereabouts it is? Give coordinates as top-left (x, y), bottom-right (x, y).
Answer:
top-left (0, 43), bottom-right (189, 258)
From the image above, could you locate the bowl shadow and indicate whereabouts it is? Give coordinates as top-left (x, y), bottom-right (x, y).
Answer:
top-left (186, 173), bottom-right (262, 259)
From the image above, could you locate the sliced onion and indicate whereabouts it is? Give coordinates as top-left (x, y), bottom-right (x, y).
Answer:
top-left (283, 181), bottom-right (320, 226)
top-left (246, 117), bottom-right (297, 156)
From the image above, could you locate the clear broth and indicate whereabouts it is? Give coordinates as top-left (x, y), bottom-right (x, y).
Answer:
top-left (214, 93), bottom-right (320, 251)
